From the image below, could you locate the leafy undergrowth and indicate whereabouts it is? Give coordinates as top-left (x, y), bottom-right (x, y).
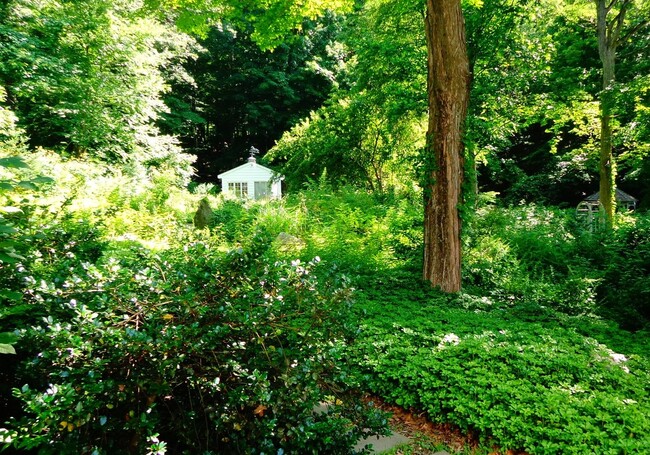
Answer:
top-left (3, 156), bottom-right (649, 454)
top-left (350, 277), bottom-right (650, 455)
top-left (1, 234), bottom-right (390, 454)
top-left (1, 155), bottom-right (390, 454)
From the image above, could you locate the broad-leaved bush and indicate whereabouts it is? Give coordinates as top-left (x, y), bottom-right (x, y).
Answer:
top-left (2, 233), bottom-right (387, 454)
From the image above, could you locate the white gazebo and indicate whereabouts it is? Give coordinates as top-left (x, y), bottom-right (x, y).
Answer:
top-left (576, 188), bottom-right (638, 230)
top-left (217, 149), bottom-right (282, 200)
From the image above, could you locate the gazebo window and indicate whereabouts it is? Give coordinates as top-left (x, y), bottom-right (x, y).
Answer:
top-left (228, 182), bottom-right (248, 198)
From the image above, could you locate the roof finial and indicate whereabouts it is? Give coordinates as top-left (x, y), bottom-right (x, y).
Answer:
top-left (248, 146), bottom-right (259, 163)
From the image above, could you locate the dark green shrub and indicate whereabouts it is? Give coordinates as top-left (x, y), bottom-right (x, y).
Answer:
top-left (598, 216), bottom-right (650, 329)
top-left (1, 234), bottom-right (387, 454)
top-left (0, 215), bottom-right (108, 331)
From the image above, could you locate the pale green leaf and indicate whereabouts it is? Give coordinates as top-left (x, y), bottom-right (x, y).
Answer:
top-left (16, 181), bottom-right (38, 191)
top-left (0, 344), bottom-right (16, 355)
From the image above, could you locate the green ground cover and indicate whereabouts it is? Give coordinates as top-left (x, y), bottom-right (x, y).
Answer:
top-left (351, 280), bottom-right (650, 454)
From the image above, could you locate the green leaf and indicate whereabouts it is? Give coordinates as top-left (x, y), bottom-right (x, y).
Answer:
top-left (16, 181), bottom-right (38, 191)
top-left (0, 290), bottom-right (23, 302)
top-left (0, 182), bottom-right (14, 191)
top-left (0, 225), bottom-right (18, 234)
top-left (0, 157), bottom-right (29, 169)
top-left (0, 239), bottom-right (20, 248)
top-left (0, 251), bottom-right (24, 263)
top-left (31, 176), bottom-right (54, 184)
top-left (0, 332), bottom-right (18, 344)
top-left (0, 344), bottom-right (16, 355)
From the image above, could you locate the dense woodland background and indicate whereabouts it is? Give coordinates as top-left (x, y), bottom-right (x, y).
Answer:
top-left (1, 0), bottom-right (650, 453)
top-left (1, 0), bottom-right (649, 204)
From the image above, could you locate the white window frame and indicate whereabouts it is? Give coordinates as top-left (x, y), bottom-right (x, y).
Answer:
top-left (228, 182), bottom-right (248, 198)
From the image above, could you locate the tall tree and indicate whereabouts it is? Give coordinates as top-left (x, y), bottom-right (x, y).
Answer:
top-left (595, 0), bottom-right (648, 226)
top-left (267, 0), bottom-right (426, 191)
top-left (596, 0), bottom-right (625, 226)
top-left (422, 0), bottom-right (470, 292)
top-left (269, 0), bottom-right (471, 290)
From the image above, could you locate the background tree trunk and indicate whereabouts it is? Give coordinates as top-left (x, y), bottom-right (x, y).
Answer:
top-left (422, 0), bottom-right (470, 292)
top-left (596, 0), bottom-right (618, 228)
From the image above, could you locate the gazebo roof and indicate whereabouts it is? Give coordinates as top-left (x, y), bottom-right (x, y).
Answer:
top-left (583, 188), bottom-right (638, 203)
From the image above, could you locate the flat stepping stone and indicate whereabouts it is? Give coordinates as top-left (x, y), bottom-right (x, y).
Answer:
top-left (354, 431), bottom-right (411, 453)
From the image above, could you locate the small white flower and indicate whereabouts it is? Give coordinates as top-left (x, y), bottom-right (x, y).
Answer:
top-left (442, 333), bottom-right (460, 344)
top-left (437, 333), bottom-right (461, 349)
top-left (609, 352), bottom-right (627, 363)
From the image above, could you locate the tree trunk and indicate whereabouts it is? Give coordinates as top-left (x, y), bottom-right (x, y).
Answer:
top-left (596, 0), bottom-right (618, 228)
top-left (422, 0), bottom-right (470, 292)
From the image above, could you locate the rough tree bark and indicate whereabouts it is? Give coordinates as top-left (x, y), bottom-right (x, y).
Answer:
top-left (422, 0), bottom-right (470, 292)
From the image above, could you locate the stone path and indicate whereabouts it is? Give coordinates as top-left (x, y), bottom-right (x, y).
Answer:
top-left (354, 431), bottom-right (411, 453)
top-left (354, 431), bottom-right (451, 454)
top-left (316, 402), bottom-right (452, 454)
